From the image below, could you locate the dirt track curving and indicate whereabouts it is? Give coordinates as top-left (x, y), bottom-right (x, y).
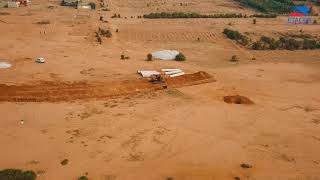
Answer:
top-left (0, 72), bottom-right (214, 102)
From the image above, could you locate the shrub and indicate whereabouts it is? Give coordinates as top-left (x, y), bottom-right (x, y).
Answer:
top-left (0, 169), bottom-right (36, 180)
top-left (60, 0), bottom-right (78, 7)
top-left (175, 53), bottom-right (186, 61)
top-left (36, 20), bottom-right (50, 25)
top-left (230, 55), bottom-right (239, 62)
top-left (303, 39), bottom-right (317, 49)
top-left (60, 159), bottom-right (69, 166)
top-left (147, 53), bottom-right (153, 61)
top-left (95, 32), bottom-right (102, 44)
top-left (223, 28), bottom-right (249, 45)
top-left (88, 2), bottom-right (96, 9)
top-left (98, 28), bottom-right (112, 38)
top-left (252, 41), bottom-right (263, 50)
top-left (223, 28), bottom-right (241, 40)
top-left (78, 176), bottom-right (89, 180)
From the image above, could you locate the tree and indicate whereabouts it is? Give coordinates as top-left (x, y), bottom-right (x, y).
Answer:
top-left (0, 169), bottom-right (36, 180)
top-left (175, 53), bottom-right (186, 61)
top-left (147, 53), bottom-right (153, 61)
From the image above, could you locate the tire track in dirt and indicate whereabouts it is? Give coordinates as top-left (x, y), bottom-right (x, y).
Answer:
top-left (0, 72), bottom-right (214, 102)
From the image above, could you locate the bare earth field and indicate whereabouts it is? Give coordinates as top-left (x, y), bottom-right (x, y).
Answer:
top-left (0, 0), bottom-right (320, 179)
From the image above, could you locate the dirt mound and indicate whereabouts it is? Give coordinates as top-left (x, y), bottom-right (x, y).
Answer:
top-left (223, 95), bottom-right (254, 105)
top-left (0, 72), bottom-right (213, 102)
top-left (166, 71), bottom-right (214, 87)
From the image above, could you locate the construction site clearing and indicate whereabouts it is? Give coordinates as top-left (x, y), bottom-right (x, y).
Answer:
top-left (0, 0), bottom-right (320, 180)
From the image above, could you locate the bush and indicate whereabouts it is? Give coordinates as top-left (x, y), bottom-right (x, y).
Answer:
top-left (303, 39), bottom-right (317, 49)
top-left (230, 55), bottom-right (239, 62)
top-left (36, 20), bottom-right (50, 25)
top-left (95, 32), bottom-right (102, 44)
top-left (252, 41), bottom-right (263, 50)
top-left (60, 159), bottom-right (69, 166)
top-left (223, 28), bottom-right (249, 45)
top-left (78, 176), bottom-right (89, 180)
top-left (175, 53), bottom-right (186, 61)
top-left (0, 169), bottom-right (36, 180)
top-left (98, 28), bottom-right (112, 38)
top-left (60, 0), bottom-right (78, 7)
top-left (147, 53), bottom-right (153, 61)
top-left (88, 2), bottom-right (96, 9)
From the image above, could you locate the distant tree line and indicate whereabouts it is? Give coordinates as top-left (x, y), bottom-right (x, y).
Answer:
top-left (250, 14), bottom-right (277, 18)
top-left (223, 28), bottom-right (320, 50)
top-left (234, 0), bottom-right (294, 14)
top-left (143, 12), bottom-right (245, 19)
top-left (143, 12), bottom-right (278, 19)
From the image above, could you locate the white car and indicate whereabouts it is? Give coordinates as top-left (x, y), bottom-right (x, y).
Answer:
top-left (36, 57), bottom-right (45, 63)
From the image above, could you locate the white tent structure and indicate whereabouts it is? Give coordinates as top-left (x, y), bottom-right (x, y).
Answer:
top-left (151, 50), bottom-right (179, 60)
top-left (0, 62), bottom-right (11, 69)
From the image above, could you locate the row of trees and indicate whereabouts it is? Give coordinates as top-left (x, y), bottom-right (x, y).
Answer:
top-left (144, 12), bottom-right (246, 19)
top-left (143, 12), bottom-right (278, 19)
top-left (252, 36), bottom-right (320, 50)
top-left (223, 28), bottom-right (320, 50)
top-left (223, 29), bottom-right (249, 45)
top-left (250, 14), bottom-right (277, 18)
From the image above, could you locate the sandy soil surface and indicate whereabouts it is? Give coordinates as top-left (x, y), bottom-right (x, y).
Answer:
top-left (0, 0), bottom-right (320, 179)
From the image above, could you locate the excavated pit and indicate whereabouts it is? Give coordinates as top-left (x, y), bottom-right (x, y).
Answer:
top-left (223, 95), bottom-right (254, 105)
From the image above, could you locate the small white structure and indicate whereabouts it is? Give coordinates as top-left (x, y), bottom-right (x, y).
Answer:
top-left (7, 1), bottom-right (20, 8)
top-left (35, 57), bottom-right (45, 63)
top-left (138, 69), bottom-right (185, 78)
top-left (161, 69), bottom-right (184, 77)
top-left (151, 50), bottom-right (179, 60)
top-left (138, 70), bottom-right (160, 78)
top-left (0, 62), bottom-right (12, 69)
top-left (77, 2), bottom-right (91, 9)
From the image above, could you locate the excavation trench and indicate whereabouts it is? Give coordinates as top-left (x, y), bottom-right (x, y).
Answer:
top-left (0, 71), bottom-right (214, 102)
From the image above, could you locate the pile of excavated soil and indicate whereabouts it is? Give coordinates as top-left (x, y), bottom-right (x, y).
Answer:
top-left (223, 95), bottom-right (254, 105)
top-left (166, 71), bottom-right (214, 87)
top-left (0, 72), bottom-right (214, 102)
